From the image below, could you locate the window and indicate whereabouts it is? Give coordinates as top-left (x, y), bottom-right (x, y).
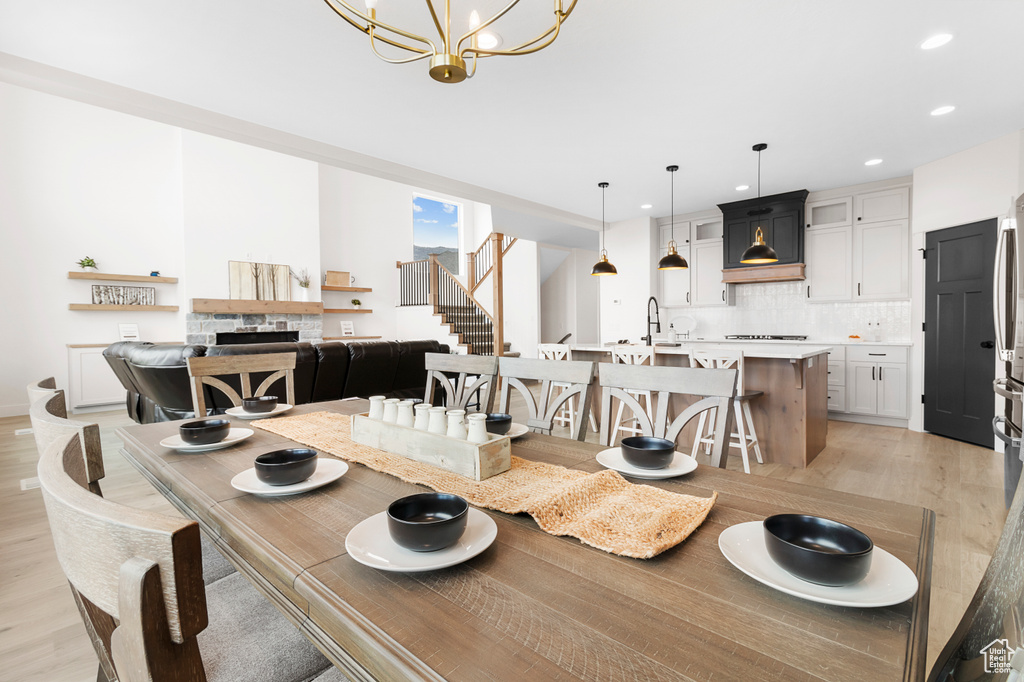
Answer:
top-left (413, 195), bottom-right (462, 275)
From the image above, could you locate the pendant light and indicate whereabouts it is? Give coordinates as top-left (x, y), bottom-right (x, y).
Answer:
top-left (657, 165), bottom-right (689, 270)
top-left (740, 143), bottom-right (779, 265)
top-left (591, 182), bottom-right (618, 276)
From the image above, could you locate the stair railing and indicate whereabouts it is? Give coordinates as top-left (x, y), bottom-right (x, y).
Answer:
top-left (396, 254), bottom-right (500, 355)
top-left (467, 233), bottom-right (517, 295)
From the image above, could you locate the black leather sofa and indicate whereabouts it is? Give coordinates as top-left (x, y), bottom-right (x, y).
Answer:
top-left (104, 340), bottom-right (450, 423)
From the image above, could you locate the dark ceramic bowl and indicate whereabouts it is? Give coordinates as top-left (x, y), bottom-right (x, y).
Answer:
top-left (254, 448), bottom-right (318, 486)
top-left (763, 514), bottom-right (874, 586)
top-left (485, 413), bottom-right (513, 435)
top-left (387, 493), bottom-right (469, 552)
top-left (619, 436), bottom-right (676, 469)
top-left (179, 419), bottom-right (231, 445)
top-left (242, 395), bottom-right (279, 413)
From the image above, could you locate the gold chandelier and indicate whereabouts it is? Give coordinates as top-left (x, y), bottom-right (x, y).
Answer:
top-left (322, 0), bottom-right (579, 83)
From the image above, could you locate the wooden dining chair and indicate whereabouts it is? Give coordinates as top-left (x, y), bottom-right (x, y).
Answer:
top-left (928, 466), bottom-right (1024, 682)
top-left (29, 391), bottom-right (237, 587)
top-left (424, 352), bottom-right (498, 412)
top-left (496, 356), bottom-right (596, 441)
top-left (597, 363), bottom-right (738, 468)
top-left (186, 352), bottom-right (297, 416)
top-left (38, 432), bottom-right (332, 682)
top-left (26, 376), bottom-right (61, 406)
top-left (538, 344), bottom-right (598, 434)
top-left (689, 349), bottom-right (764, 474)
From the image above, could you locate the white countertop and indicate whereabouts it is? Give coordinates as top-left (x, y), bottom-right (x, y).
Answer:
top-left (569, 343), bottom-right (832, 361)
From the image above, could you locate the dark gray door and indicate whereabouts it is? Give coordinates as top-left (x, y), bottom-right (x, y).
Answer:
top-left (924, 219), bottom-right (997, 447)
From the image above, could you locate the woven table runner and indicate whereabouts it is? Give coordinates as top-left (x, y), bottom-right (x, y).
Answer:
top-left (253, 411), bottom-right (717, 559)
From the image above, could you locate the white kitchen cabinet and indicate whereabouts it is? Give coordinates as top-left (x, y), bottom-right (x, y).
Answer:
top-left (805, 225), bottom-right (852, 301)
top-left (691, 241), bottom-right (731, 307)
top-left (68, 346), bottom-right (125, 410)
top-left (853, 220), bottom-right (909, 300)
top-left (845, 346), bottom-right (908, 419)
top-left (659, 243), bottom-right (691, 306)
top-left (805, 197), bottom-right (852, 230)
top-left (691, 216), bottom-right (723, 242)
top-left (854, 187), bottom-right (909, 224)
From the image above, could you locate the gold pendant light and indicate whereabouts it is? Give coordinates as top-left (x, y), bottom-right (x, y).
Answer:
top-left (591, 182), bottom-right (617, 276)
top-left (323, 0), bottom-right (579, 84)
top-left (740, 143), bottom-right (779, 265)
top-left (658, 165), bottom-right (689, 270)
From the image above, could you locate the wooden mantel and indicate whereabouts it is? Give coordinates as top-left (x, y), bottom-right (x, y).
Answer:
top-left (191, 299), bottom-right (324, 315)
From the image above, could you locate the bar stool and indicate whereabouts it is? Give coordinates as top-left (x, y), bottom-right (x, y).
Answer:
top-left (689, 349), bottom-right (764, 473)
top-left (611, 346), bottom-right (656, 441)
top-left (538, 344), bottom-right (597, 434)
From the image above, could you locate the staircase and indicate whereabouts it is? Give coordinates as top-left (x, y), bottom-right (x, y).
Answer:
top-left (397, 233), bottom-right (518, 356)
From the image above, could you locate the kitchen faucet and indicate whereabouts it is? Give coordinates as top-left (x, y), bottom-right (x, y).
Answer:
top-left (643, 296), bottom-right (661, 346)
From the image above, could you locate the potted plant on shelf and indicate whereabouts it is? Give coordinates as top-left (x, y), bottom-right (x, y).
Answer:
top-left (290, 267), bottom-right (312, 302)
top-left (351, 298), bottom-right (361, 310)
top-left (76, 257), bottom-right (98, 271)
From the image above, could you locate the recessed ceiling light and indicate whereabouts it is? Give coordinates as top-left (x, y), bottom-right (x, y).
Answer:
top-left (865, 158), bottom-right (883, 166)
top-left (931, 105), bottom-right (956, 116)
top-left (640, 204), bottom-right (652, 209)
top-left (920, 34), bottom-right (953, 50)
top-left (735, 185), bottom-right (749, 191)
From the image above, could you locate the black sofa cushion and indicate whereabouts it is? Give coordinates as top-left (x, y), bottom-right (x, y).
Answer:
top-left (392, 340), bottom-right (449, 399)
top-left (126, 344), bottom-right (208, 421)
top-left (343, 342), bottom-right (400, 399)
top-left (205, 342), bottom-right (317, 408)
top-left (311, 342), bottom-right (351, 403)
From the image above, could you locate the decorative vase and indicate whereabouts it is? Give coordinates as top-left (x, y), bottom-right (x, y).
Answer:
top-left (299, 287), bottom-right (310, 302)
top-left (382, 398), bottom-right (400, 423)
top-left (446, 410), bottom-right (467, 439)
top-left (367, 395), bottom-right (386, 420)
top-left (427, 406), bottom-right (448, 434)
top-left (466, 414), bottom-right (489, 444)
top-left (396, 400), bottom-right (415, 428)
top-left (414, 404), bottom-right (431, 431)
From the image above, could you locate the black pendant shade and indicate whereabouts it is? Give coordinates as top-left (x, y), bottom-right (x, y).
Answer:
top-left (658, 165), bottom-right (689, 270)
top-left (591, 181), bottom-right (618, 276)
top-left (740, 143), bottom-right (779, 265)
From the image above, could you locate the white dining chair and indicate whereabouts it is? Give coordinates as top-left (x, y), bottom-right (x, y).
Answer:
top-left (538, 344), bottom-right (597, 434)
top-left (610, 345), bottom-right (656, 442)
top-left (689, 349), bottom-right (764, 473)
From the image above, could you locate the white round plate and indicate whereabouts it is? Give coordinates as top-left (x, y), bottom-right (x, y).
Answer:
top-left (225, 403), bottom-right (293, 419)
top-left (345, 508), bottom-right (497, 573)
top-left (230, 458), bottom-right (349, 496)
top-left (159, 428), bottom-right (254, 452)
top-left (507, 423), bottom-right (529, 439)
top-left (718, 521), bottom-right (919, 608)
top-left (596, 447), bottom-right (698, 479)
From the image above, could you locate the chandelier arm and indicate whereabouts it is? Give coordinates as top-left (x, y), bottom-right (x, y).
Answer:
top-left (423, 0), bottom-right (446, 44)
top-left (464, 17), bottom-right (562, 58)
top-left (369, 31), bottom-right (436, 64)
top-left (464, 51), bottom-right (480, 79)
top-left (322, 0), bottom-right (437, 54)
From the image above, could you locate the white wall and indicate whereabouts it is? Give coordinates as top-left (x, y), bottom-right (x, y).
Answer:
top-left (599, 217), bottom-right (658, 343)
top-left (909, 129), bottom-right (1023, 435)
top-left (0, 82), bottom-right (185, 416)
top-left (540, 247), bottom-right (600, 345)
top-left (181, 131), bottom-right (320, 303)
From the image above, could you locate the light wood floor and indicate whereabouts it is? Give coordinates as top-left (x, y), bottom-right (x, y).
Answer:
top-left (0, 403), bottom-right (1006, 681)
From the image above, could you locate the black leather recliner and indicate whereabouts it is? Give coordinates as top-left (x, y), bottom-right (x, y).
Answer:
top-left (102, 341), bottom-right (152, 422)
top-left (126, 344), bottom-right (208, 422)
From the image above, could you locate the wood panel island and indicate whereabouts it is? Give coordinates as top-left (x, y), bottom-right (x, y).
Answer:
top-left (570, 343), bottom-right (831, 468)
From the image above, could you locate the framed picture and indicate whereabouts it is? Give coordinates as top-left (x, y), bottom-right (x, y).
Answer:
top-left (228, 260), bottom-right (290, 301)
top-left (340, 321), bottom-right (356, 337)
top-left (413, 195), bottom-right (461, 275)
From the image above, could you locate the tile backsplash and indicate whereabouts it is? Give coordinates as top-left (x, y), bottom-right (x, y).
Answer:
top-left (663, 281), bottom-right (911, 343)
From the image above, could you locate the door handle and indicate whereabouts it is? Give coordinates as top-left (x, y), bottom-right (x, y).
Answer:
top-left (722, 290), bottom-right (725, 301)
top-left (879, 367), bottom-right (882, 381)
top-left (994, 222), bottom-right (1017, 361)
top-left (806, 285), bottom-right (810, 298)
top-left (857, 282), bottom-right (861, 296)
top-left (981, 340), bottom-right (995, 349)
top-left (686, 291), bottom-right (690, 303)
top-left (872, 366), bottom-right (875, 381)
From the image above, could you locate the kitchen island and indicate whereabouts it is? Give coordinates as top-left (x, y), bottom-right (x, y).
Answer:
top-left (570, 343), bottom-right (831, 468)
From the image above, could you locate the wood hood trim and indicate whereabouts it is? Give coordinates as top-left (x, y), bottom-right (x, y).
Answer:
top-left (721, 263), bottom-right (806, 284)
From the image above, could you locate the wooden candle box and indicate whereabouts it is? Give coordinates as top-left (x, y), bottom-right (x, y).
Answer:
top-left (350, 414), bottom-right (511, 481)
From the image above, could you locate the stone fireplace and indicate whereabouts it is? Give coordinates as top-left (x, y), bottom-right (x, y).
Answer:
top-left (186, 312), bottom-right (323, 346)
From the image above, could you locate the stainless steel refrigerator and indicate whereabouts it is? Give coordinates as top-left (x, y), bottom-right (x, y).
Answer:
top-left (993, 192), bottom-right (1024, 507)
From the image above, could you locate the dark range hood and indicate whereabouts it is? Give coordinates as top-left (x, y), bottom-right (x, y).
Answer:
top-left (718, 189), bottom-right (809, 283)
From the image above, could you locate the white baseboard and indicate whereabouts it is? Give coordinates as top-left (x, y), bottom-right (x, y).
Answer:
top-left (829, 412), bottom-right (909, 429)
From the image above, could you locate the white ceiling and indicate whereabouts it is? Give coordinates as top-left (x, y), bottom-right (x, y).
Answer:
top-left (2, 0), bottom-right (1023, 237)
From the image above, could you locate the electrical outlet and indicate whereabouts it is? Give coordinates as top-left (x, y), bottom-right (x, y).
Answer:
top-left (612, 298), bottom-right (622, 305)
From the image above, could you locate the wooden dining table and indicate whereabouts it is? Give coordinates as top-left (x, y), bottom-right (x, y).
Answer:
top-left (116, 399), bottom-right (934, 682)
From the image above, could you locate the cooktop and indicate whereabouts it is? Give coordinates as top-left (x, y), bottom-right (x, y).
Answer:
top-left (724, 335), bottom-right (809, 341)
